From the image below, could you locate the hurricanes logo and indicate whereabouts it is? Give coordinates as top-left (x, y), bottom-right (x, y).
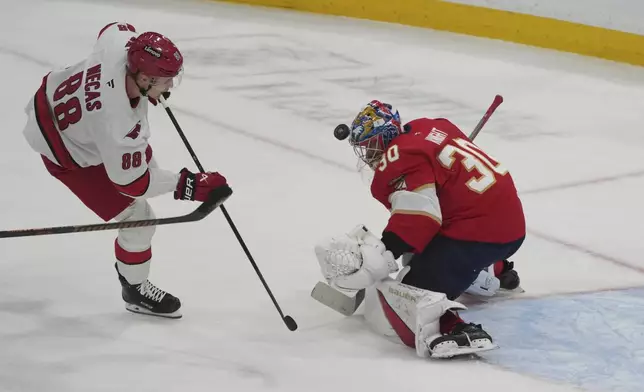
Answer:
top-left (125, 122), bottom-right (141, 139)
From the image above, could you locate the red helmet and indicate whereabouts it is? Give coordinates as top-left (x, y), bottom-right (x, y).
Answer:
top-left (127, 32), bottom-right (183, 77)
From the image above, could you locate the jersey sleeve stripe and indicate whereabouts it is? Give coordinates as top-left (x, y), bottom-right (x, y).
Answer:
top-left (384, 213), bottom-right (441, 253)
top-left (390, 209), bottom-right (442, 225)
top-left (115, 239), bottom-right (152, 265)
top-left (385, 185), bottom-right (443, 252)
top-left (34, 74), bottom-right (80, 170)
top-left (389, 187), bottom-right (443, 223)
top-left (113, 170), bottom-right (151, 197)
top-left (97, 22), bottom-right (118, 39)
top-left (411, 183), bottom-right (435, 192)
top-left (97, 22), bottom-right (137, 39)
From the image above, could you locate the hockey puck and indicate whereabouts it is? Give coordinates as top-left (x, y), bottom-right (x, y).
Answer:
top-left (283, 315), bottom-right (298, 331)
top-left (333, 124), bottom-right (351, 141)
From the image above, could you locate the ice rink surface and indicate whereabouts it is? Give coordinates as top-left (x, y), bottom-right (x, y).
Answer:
top-left (1, 0), bottom-right (644, 390)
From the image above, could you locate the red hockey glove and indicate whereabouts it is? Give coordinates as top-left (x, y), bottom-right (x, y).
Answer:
top-left (174, 168), bottom-right (228, 202)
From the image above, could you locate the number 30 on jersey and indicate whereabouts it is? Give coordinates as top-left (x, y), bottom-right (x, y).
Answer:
top-left (439, 138), bottom-right (507, 193)
top-left (377, 137), bottom-right (508, 194)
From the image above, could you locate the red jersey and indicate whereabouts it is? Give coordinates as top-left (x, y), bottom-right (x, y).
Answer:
top-left (371, 117), bottom-right (525, 253)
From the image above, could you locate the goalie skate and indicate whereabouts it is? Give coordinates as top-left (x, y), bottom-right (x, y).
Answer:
top-left (459, 286), bottom-right (525, 307)
top-left (461, 259), bottom-right (525, 305)
top-left (428, 322), bottom-right (498, 359)
top-left (497, 260), bottom-right (522, 291)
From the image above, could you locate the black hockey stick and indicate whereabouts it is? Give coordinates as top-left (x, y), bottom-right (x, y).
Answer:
top-left (159, 95), bottom-right (298, 332)
top-left (312, 95), bottom-right (505, 316)
top-left (0, 187), bottom-right (231, 238)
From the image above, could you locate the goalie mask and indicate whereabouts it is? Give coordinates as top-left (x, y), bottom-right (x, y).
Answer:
top-left (349, 100), bottom-right (402, 169)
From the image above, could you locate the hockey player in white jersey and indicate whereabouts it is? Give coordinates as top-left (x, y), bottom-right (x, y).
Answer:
top-left (21, 22), bottom-right (231, 318)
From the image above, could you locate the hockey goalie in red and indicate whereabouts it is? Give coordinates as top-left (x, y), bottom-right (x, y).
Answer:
top-left (21, 22), bottom-right (231, 319)
top-left (315, 100), bottom-right (525, 358)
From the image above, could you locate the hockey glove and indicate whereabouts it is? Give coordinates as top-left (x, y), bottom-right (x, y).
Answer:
top-left (174, 168), bottom-right (229, 202)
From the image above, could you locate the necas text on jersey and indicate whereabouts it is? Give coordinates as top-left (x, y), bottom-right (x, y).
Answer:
top-left (84, 64), bottom-right (103, 112)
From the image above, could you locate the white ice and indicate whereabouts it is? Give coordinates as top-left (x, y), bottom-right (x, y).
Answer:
top-left (1, 0), bottom-right (644, 391)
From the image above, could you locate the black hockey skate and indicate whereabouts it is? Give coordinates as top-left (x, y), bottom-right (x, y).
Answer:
top-left (428, 322), bottom-right (497, 358)
top-left (115, 264), bottom-right (182, 319)
top-left (497, 260), bottom-right (520, 291)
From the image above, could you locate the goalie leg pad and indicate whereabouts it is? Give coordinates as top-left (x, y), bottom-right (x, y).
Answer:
top-left (363, 279), bottom-right (466, 358)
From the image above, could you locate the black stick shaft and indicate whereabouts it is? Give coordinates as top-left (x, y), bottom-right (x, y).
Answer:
top-left (159, 96), bottom-right (297, 331)
top-left (0, 179), bottom-right (230, 238)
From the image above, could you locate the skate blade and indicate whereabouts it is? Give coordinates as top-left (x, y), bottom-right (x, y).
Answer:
top-left (460, 286), bottom-right (525, 305)
top-left (430, 341), bottom-right (499, 359)
top-left (499, 285), bottom-right (525, 295)
top-left (125, 303), bottom-right (182, 319)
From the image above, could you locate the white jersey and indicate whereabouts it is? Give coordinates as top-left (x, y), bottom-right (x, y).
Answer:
top-left (23, 22), bottom-right (179, 199)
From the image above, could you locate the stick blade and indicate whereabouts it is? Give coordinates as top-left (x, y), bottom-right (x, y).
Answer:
top-left (310, 281), bottom-right (365, 316)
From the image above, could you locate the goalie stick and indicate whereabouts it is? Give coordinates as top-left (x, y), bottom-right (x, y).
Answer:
top-left (311, 95), bottom-right (505, 316)
top-left (0, 186), bottom-right (231, 238)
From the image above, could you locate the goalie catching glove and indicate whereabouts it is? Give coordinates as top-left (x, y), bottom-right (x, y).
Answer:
top-left (314, 225), bottom-right (399, 290)
top-left (175, 168), bottom-right (229, 202)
